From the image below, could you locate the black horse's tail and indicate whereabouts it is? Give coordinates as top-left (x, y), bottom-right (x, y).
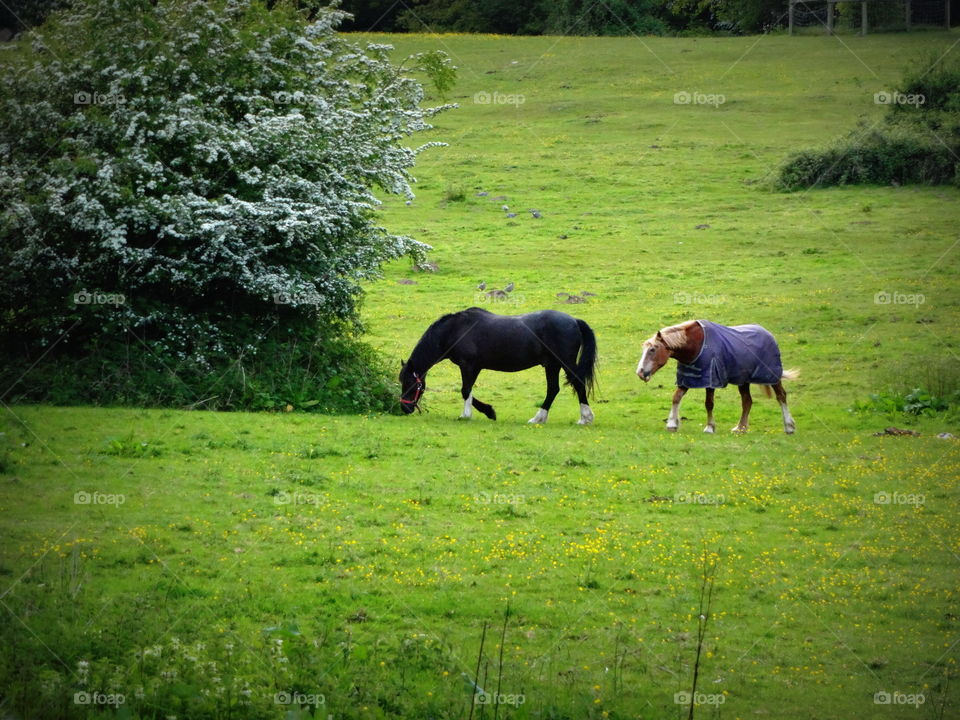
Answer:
top-left (569, 319), bottom-right (598, 399)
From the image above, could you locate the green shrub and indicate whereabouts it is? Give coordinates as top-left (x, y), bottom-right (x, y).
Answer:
top-left (0, 325), bottom-right (400, 414)
top-left (777, 53), bottom-right (960, 190)
top-left (777, 123), bottom-right (959, 190)
top-left (892, 51), bottom-right (960, 116)
top-left (856, 387), bottom-right (960, 417)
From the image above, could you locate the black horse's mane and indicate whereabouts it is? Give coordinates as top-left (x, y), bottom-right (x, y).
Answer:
top-left (409, 307), bottom-right (491, 369)
top-left (423, 307), bottom-right (490, 340)
top-left (433, 307), bottom-right (489, 325)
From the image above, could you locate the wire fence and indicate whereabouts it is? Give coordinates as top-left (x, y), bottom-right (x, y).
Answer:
top-left (787, 0), bottom-right (949, 33)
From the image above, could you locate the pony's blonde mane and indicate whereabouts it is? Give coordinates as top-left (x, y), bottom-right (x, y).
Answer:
top-left (656, 321), bottom-right (698, 351)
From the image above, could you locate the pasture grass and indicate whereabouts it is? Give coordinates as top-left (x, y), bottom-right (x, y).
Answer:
top-left (3, 30), bottom-right (960, 719)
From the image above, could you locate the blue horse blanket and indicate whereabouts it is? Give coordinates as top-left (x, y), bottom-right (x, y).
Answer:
top-left (676, 320), bottom-right (783, 389)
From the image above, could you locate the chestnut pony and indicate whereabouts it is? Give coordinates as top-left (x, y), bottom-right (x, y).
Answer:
top-left (637, 319), bottom-right (798, 434)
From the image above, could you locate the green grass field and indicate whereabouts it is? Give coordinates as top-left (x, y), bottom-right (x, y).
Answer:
top-left (2, 31), bottom-right (960, 720)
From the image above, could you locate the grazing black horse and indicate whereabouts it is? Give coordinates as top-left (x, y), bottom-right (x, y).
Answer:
top-left (399, 307), bottom-right (598, 424)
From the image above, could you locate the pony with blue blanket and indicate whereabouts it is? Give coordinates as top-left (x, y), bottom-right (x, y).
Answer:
top-left (636, 320), bottom-right (798, 434)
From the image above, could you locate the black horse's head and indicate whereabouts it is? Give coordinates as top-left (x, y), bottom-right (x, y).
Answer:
top-left (398, 360), bottom-right (425, 414)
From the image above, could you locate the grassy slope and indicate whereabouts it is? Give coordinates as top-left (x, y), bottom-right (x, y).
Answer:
top-left (364, 32), bottom-right (959, 422)
top-left (2, 32), bottom-right (960, 720)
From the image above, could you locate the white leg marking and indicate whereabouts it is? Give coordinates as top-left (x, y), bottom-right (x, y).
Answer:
top-left (703, 423), bottom-right (715, 434)
top-left (781, 403), bottom-right (796, 434)
top-left (667, 403), bottom-right (680, 431)
top-left (577, 403), bottom-right (594, 425)
top-left (528, 407), bottom-right (549, 424)
top-left (460, 393), bottom-right (473, 419)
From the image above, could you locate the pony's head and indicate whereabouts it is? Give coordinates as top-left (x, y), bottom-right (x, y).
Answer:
top-left (398, 360), bottom-right (426, 414)
top-left (637, 334), bottom-right (670, 382)
top-left (637, 326), bottom-right (687, 381)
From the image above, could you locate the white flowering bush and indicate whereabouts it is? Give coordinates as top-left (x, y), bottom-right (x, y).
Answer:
top-left (0, 0), bottom-right (451, 408)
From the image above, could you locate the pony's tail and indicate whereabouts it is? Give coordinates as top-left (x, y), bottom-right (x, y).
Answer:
top-left (570, 319), bottom-right (598, 399)
top-left (761, 368), bottom-right (800, 398)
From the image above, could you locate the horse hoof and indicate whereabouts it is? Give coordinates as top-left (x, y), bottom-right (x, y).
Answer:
top-left (578, 404), bottom-right (594, 425)
top-left (703, 426), bottom-right (715, 434)
top-left (785, 426), bottom-right (796, 435)
top-left (731, 425), bottom-right (747, 434)
top-left (666, 425), bottom-right (678, 432)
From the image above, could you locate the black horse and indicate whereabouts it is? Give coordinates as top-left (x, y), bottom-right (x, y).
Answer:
top-left (399, 307), bottom-right (597, 424)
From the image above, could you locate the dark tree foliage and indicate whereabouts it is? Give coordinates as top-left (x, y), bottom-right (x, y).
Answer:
top-left (346, 0), bottom-right (670, 35)
top-left (335, 0), bottom-right (793, 35)
top-left (709, 0), bottom-right (787, 33)
top-left (394, 0), bottom-right (556, 35)
top-left (337, 0), bottom-right (408, 31)
top-left (543, 0), bottom-right (669, 35)
top-left (0, 0), bottom-right (68, 32)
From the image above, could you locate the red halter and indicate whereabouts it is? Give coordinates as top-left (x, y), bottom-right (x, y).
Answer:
top-left (400, 373), bottom-right (425, 410)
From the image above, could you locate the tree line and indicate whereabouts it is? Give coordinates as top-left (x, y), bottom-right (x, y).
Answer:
top-left (5, 0), bottom-right (943, 37)
top-left (338, 0), bottom-right (789, 35)
top-left (0, 0), bottom-right (805, 37)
